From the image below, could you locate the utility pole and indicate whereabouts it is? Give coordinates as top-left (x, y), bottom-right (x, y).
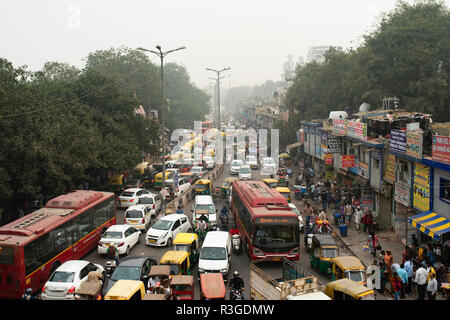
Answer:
top-left (138, 45), bottom-right (186, 215)
top-left (206, 67), bottom-right (230, 131)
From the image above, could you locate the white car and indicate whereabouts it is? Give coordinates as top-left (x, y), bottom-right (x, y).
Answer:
top-left (288, 203), bottom-right (304, 232)
top-left (136, 193), bottom-right (161, 218)
top-left (262, 157), bottom-right (277, 174)
top-left (239, 164), bottom-right (252, 180)
top-left (124, 204), bottom-right (153, 231)
top-left (230, 159), bottom-right (244, 175)
top-left (203, 156), bottom-right (215, 169)
top-left (118, 188), bottom-right (151, 209)
top-left (165, 178), bottom-right (191, 197)
top-left (246, 155), bottom-right (258, 169)
top-left (41, 260), bottom-right (105, 300)
top-left (145, 214), bottom-right (192, 247)
top-left (98, 224), bottom-right (141, 256)
top-left (190, 166), bottom-right (205, 177)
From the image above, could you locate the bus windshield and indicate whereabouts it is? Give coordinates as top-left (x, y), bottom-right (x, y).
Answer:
top-left (254, 223), bottom-right (298, 249)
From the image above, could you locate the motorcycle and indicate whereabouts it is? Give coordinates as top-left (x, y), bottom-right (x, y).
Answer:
top-left (230, 287), bottom-right (244, 300)
top-left (231, 234), bottom-right (242, 255)
top-left (304, 226), bottom-right (315, 251)
top-left (105, 259), bottom-right (116, 278)
top-left (219, 214), bottom-right (229, 231)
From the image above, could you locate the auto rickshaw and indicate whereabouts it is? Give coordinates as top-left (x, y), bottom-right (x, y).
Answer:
top-left (159, 251), bottom-right (191, 276)
top-left (147, 265), bottom-right (171, 294)
top-left (195, 179), bottom-right (212, 195)
top-left (293, 185), bottom-right (308, 200)
top-left (324, 278), bottom-right (375, 300)
top-left (220, 177), bottom-right (239, 198)
top-left (200, 273), bottom-right (226, 300)
top-left (276, 186), bottom-right (291, 203)
top-left (108, 173), bottom-right (124, 193)
top-left (173, 233), bottom-right (199, 265)
top-left (277, 167), bottom-right (289, 186)
top-left (74, 281), bottom-right (103, 300)
top-left (103, 280), bottom-right (146, 300)
top-left (331, 256), bottom-right (367, 285)
top-left (262, 178), bottom-right (279, 189)
top-left (170, 275), bottom-right (195, 300)
top-left (154, 171), bottom-right (174, 189)
top-left (310, 234), bottom-right (339, 275)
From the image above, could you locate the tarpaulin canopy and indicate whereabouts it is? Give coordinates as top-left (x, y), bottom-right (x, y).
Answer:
top-left (408, 211), bottom-right (450, 241)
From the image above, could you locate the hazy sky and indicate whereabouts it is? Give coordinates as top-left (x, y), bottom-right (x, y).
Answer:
top-left (1, 0), bottom-right (448, 89)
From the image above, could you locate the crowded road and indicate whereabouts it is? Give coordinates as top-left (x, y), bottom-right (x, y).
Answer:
top-left (83, 162), bottom-right (354, 300)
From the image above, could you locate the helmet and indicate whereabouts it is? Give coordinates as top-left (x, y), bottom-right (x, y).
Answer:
top-left (233, 271), bottom-right (239, 277)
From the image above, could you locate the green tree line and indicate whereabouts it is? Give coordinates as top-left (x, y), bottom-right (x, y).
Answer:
top-left (0, 47), bottom-right (211, 223)
top-left (287, 0), bottom-right (449, 122)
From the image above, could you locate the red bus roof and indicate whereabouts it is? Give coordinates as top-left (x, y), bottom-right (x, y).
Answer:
top-left (0, 190), bottom-right (113, 247)
top-left (232, 180), bottom-right (288, 208)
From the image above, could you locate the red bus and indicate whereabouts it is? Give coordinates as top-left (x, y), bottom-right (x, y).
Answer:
top-left (230, 180), bottom-right (299, 261)
top-left (0, 190), bottom-right (116, 299)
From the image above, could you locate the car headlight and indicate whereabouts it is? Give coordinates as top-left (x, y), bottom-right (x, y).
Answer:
top-left (198, 268), bottom-right (205, 273)
top-left (160, 232), bottom-right (168, 239)
top-left (220, 268), bottom-right (228, 273)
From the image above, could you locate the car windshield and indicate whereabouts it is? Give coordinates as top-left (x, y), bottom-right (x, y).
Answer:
top-left (347, 270), bottom-right (365, 282)
top-left (200, 247), bottom-right (227, 260)
top-left (195, 205), bottom-right (214, 214)
top-left (281, 192), bottom-right (290, 199)
top-left (240, 167), bottom-right (251, 173)
top-left (126, 179), bottom-right (139, 186)
top-left (121, 191), bottom-right (135, 197)
top-left (49, 271), bottom-right (75, 283)
top-left (103, 231), bottom-right (123, 239)
top-left (246, 156), bottom-right (256, 162)
top-left (191, 167), bottom-right (202, 172)
top-left (138, 197), bottom-right (154, 204)
top-left (111, 266), bottom-right (141, 281)
top-left (322, 248), bottom-right (338, 258)
top-left (152, 219), bottom-right (173, 230)
top-left (264, 158), bottom-right (274, 164)
top-left (125, 210), bottom-right (143, 218)
top-left (161, 263), bottom-right (180, 275)
top-left (204, 157), bottom-right (212, 161)
top-left (174, 244), bottom-right (189, 252)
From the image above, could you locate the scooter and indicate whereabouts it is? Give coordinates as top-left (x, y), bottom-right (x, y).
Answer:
top-left (304, 225), bottom-right (315, 251)
top-left (105, 259), bottom-right (116, 278)
top-left (230, 287), bottom-right (244, 300)
top-left (231, 234), bottom-right (242, 255)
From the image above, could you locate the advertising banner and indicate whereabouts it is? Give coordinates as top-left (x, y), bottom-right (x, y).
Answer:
top-left (406, 130), bottom-right (423, 159)
top-left (341, 155), bottom-right (355, 167)
top-left (432, 135), bottom-right (450, 164)
top-left (395, 181), bottom-right (410, 207)
top-left (325, 153), bottom-right (333, 165)
top-left (346, 120), bottom-right (368, 141)
top-left (384, 154), bottom-right (396, 183)
top-left (390, 130), bottom-right (407, 154)
top-left (326, 136), bottom-right (342, 153)
top-left (413, 163), bottom-right (431, 212)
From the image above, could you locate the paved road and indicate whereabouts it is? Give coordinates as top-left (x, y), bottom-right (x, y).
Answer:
top-left (84, 164), bottom-right (354, 300)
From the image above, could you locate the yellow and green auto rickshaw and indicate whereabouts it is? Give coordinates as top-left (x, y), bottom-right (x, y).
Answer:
top-left (103, 280), bottom-right (146, 301)
top-left (153, 171), bottom-right (174, 189)
top-left (324, 278), bottom-right (375, 300)
top-left (108, 173), bottom-right (125, 193)
top-left (194, 179), bottom-right (212, 196)
top-left (173, 233), bottom-right (199, 265)
top-left (159, 251), bottom-right (191, 276)
top-left (262, 178), bottom-right (279, 189)
top-left (276, 186), bottom-right (291, 203)
top-left (310, 234), bottom-right (339, 275)
top-left (331, 256), bottom-right (367, 286)
top-left (220, 177), bottom-right (239, 198)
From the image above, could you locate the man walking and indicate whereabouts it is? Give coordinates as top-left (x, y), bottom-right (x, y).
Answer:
top-left (355, 206), bottom-right (363, 231)
top-left (427, 273), bottom-right (438, 300)
top-left (396, 264), bottom-right (408, 299)
top-left (415, 264), bottom-right (428, 300)
top-left (404, 257), bottom-right (413, 295)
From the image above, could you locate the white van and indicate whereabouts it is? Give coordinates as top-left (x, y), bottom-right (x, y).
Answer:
top-left (198, 231), bottom-right (231, 281)
top-left (124, 204), bottom-right (152, 231)
top-left (192, 195), bottom-right (217, 226)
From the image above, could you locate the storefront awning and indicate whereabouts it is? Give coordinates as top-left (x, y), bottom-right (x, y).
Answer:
top-left (408, 211), bottom-right (450, 241)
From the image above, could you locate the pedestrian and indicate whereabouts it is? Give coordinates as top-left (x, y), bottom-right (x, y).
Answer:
top-left (427, 273), bottom-right (438, 300)
top-left (321, 188), bottom-right (328, 212)
top-left (304, 202), bottom-right (313, 226)
top-left (340, 203), bottom-right (346, 224)
top-left (379, 261), bottom-right (388, 294)
top-left (415, 264), bottom-right (428, 300)
top-left (392, 273), bottom-right (402, 300)
top-left (396, 264), bottom-right (408, 299)
top-left (364, 211), bottom-right (373, 234)
top-left (345, 202), bottom-right (352, 228)
top-left (368, 231), bottom-right (379, 258)
top-left (385, 250), bottom-right (394, 280)
top-left (355, 206), bottom-right (363, 231)
top-left (411, 233), bottom-right (419, 248)
top-left (426, 261), bottom-right (436, 283)
top-left (404, 257), bottom-right (413, 294)
top-left (402, 245), bottom-right (410, 264)
top-left (378, 250), bottom-right (386, 265)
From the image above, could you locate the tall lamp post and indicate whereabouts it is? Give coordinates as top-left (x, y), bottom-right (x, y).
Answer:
top-left (206, 67), bottom-right (230, 131)
top-left (138, 45), bottom-right (186, 215)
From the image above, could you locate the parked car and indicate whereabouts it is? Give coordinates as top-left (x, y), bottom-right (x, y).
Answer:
top-left (145, 214), bottom-right (192, 247)
top-left (124, 205), bottom-right (153, 231)
top-left (41, 260), bottom-right (105, 300)
top-left (230, 159), bottom-right (244, 175)
top-left (98, 224), bottom-right (141, 256)
top-left (262, 157), bottom-right (277, 174)
top-left (102, 256), bottom-right (157, 295)
top-left (136, 193), bottom-right (161, 218)
top-left (118, 188), bottom-right (151, 209)
top-left (246, 155), bottom-right (258, 169)
top-left (239, 164), bottom-right (252, 180)
top-left (288, 203), bottom-right (304, 232)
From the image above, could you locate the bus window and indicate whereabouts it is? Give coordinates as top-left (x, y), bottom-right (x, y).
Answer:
top-left (0, 246), bottom-right (14, 265)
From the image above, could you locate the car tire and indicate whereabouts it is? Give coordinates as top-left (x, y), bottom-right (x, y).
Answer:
top-left (125, 246), bottom-right (130, 256)
top-left (166, 237), bottom-right (172, 247)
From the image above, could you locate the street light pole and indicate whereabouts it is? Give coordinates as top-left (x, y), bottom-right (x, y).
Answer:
top-left (138, 45), bottom-right (186, 215)
top-left (206, 67), bottom-right (230, 131)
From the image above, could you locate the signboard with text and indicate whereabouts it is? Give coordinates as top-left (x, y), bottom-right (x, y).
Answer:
top-left (341, 155), bottom-right (355, 167)
top-left (390, 130), bottom-right (407, 154)
top-left (346, 120), bottom-right (368, 141)
top-left (395, 181), bottom-right (410, 207)
top-left (406, 130), bottom-right (423, 159)
top-left (432, 135), bottom-right (450, 164)
top-left (326, 136), bottom-right (342, 153)
top-left (412, 163), bottom-right (431, 212)
top-left (325, 153), bottom-right (333, 165)
top-left (384, 154), bottom-right (396, 183)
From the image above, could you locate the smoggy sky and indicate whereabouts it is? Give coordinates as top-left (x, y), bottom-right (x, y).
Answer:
top-left (2, 0), bottom-right (448, 89)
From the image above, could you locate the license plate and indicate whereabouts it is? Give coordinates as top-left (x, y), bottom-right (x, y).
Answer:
top-left (129, 220), bottom-right (138, 223)
top-left (121, 200), bottom-right (127, 202)
top-left (150, 239), bottom-right (156, 243)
